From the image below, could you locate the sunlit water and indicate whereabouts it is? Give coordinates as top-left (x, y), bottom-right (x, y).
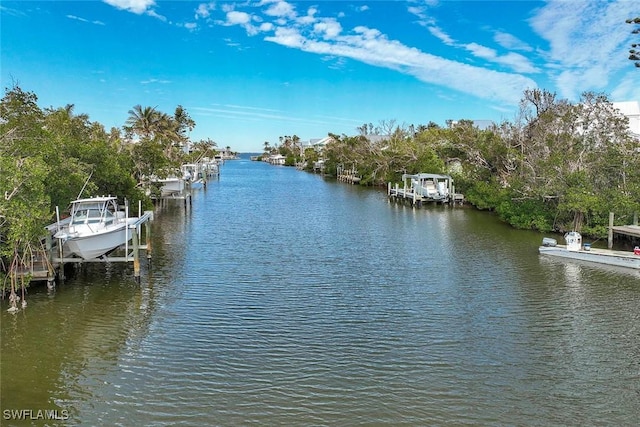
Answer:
top-left (2, 156), bottom-right (639, 426)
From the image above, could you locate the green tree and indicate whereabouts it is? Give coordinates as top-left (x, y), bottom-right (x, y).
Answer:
top-left (0, 85), bottom-right (53, 307)
top-left (124, 105), bottom-right (189, 183)
top-left (627, 17), bottom-right (640, 67)
top-left (187, 138), bottom-right (217, 163)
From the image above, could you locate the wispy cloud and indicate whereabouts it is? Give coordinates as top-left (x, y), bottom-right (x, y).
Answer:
top-left (140, 78), bottom-right (171, 84)
top-left (104, 0), bottom-right (154, 14)
top-left (427, 25), bottom-right (455, 46)
top-left (66, 15), bottom-right (105, 26)
top-left (1, 5), bottom-right (27, 17)
top-left (183, 22), bottom-right (197, 31)
top-left (407, 3), bottom-right (537, 74)
top-left (102, 0), bottom-right (637, 107)
top-left (103, 0), bottom-right (165, 21)
top-left (208, 1), bottom-right (536, 107)
top-left (191, 104), bottom-right (358, 127)
top-left (195, 2), bottom-right (215, 19)
top-left (528, 0), bottom-right (637, 100)
top-left (464, 43), bottom-right (539, 74)
top-left (261, 0), bottom-right (296, 20)
top-left (493, 31), bottom-right (533, 52)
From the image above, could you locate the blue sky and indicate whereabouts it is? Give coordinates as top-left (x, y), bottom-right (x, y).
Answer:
top-left (2, 1), bottom-right (638, 152)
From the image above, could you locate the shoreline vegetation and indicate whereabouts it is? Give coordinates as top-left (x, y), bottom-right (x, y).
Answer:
top-left (262, 91), bottom-right (640, 243)
top-left (2, 84), bottom-right (639, 305)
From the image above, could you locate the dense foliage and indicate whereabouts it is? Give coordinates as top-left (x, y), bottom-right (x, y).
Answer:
top-left (281, 90), bottom-right (640, 238)
top-left (0, 84), bottom-right (216, 308)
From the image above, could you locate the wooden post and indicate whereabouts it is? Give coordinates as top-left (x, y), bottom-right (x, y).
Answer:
top-left (608, 212), bottom-right (614, 249)
top-left (146, 219), bottom-right (152, 264)
top-left (45, 234), bottom-right (55, 288)
top-left (132, 227), bottom-right (140, 282)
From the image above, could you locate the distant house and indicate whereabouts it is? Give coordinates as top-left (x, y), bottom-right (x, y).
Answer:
top-left (613, 101), bottom-right (640, 138)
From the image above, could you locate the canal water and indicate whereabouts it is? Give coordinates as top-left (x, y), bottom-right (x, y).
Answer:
top-left (2, 155), bottom-right (639, 426)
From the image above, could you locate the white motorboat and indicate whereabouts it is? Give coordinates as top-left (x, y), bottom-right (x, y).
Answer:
top-left (539, 231), bottom-right (640, 269)
top-left (404, 173), bottom-right (453, 201)
top-left (181, 163), bottom-right (206, 189)
top-left (51, 196), bottom-right (137, 260)
top-left (154, 176), bottom-right (186, 196)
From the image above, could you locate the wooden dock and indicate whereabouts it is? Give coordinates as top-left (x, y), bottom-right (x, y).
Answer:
top-left (152, 190), bottom-right (192, 207)
top-left (608, 212), bottom-right (640, 249)
top-left (387, 174), bottom-right (464, 207)
top-left (336, 165), bottom-right (361, 184)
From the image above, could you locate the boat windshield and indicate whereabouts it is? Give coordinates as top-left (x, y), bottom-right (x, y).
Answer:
top-left (71, 201), bottom-right (108, 224)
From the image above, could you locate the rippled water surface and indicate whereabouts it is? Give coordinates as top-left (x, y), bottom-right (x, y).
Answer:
top-left (2, 156), bottom-right (640, 426)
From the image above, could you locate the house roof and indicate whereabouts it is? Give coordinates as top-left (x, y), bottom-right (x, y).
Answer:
top-left (613, 101), bottom-right (640, 116)
top-left (312, 136), bottom-right (335, 147)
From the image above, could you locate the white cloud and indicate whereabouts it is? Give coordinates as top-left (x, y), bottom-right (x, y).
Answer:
top-left (263, 0), bottom-right (297, 20)
top-left (103, 0), bottom-right (155, 15)
top-left (313, 18), bottom-right (342, 40)
top-left (494, 31), bottom-right (533, 52)
top-left (464, 43), bottom-right (539, 74)
top-left (146, 9), bottom-right (166, 22)
top-left (465, 43), bottom-right (495, 60)
top-left (610, 72), bottom-right (640, 102)
top-left (296, 7), bottom-right (317, 25)
top-left (103, 0), bottom-right (166, 21)
top-left (259, 22), bottom-right (274, 32)
top-left (206, 0), bottom-right (540, 107)
top-left (195, 2), bottom-right (215, 19)
top-left (227, 11), bottom-right (251, 25)
top-left (223, 10), bottom-right (261, 36)
top-left (66, 15), bottom-right (105, 26)
top-left (265, 24), bottom-right (536, 106)
top-left (191, 104), bottom-right (340, 126)
top-left (141, 78), bottom-right (171, 84)
top-left (265, 27), bottom-right (305, 48)
top-left (427, 25), bottom-right (454, 45)
top-left (498, 53), bottom-right (539, 74)
top-left (529, 0), bottom-right (637, 100)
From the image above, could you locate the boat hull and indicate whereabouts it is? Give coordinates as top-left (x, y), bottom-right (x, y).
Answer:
top-left (59, 221), bottom-right (135, 260)
top-left (539, 245), bottom-right (640, 269)
top-left (157, 178), bottom-right (185, 195)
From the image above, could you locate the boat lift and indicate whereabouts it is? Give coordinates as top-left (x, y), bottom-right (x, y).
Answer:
top-left (44, 203), bottom-right (154, 284)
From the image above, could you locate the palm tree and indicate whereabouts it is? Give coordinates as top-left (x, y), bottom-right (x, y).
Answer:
top-left (125, 105), bottom-right (160, 140)
top-left (174, 105), bottom-right (196, 138)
